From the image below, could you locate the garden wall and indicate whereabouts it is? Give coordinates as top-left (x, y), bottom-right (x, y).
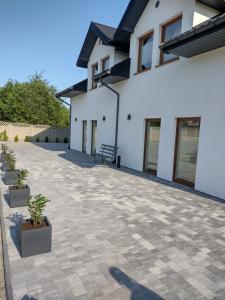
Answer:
top-left (0, 121), bottom-right (69, 143)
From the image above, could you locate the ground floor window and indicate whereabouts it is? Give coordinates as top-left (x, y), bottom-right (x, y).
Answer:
top-left (144, 119), bottom-right (161, 175)
top-left (173, 117), bottom-right (201, 187)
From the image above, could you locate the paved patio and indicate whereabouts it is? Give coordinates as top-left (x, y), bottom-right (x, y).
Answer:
top-left (1, 143), bottom-right (225, 300)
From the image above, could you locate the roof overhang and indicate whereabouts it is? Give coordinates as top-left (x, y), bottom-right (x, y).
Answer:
top-left (76, 22), bottom-right (116, 69)
top-left (56, 79), bottom-right (88, 98)
top-left (198, 0), bottom-right (225, 12)
top-left (160, 13), bottom-right (225, 58)
top-left (94, 58), bottom-right (131, 85)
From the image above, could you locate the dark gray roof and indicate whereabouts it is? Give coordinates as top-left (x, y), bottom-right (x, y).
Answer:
top-left (76, 22), bottom-right (116, 68)
top-left (198, 0), bottom-right (225, 11)
top-left (56, 79), bottom-right (88, 98)
top-left (160, 13), bottom-right (225, 58)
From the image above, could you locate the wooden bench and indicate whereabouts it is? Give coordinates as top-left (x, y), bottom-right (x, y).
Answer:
top-left (94, 144), bottom-right (118, 165)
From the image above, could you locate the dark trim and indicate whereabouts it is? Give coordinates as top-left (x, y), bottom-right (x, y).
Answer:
top-left (56, 79), bottom-right (88, 98)
top-left (82, 120), bottom-right (87, 153)
top-left (92, 62), bottom-right (98, 89)
top-left (160, 13), bottom-right (225, 58)
top-left (143, 118), bottom-right (161, 175)
top-left (173, 117), bottom-right (201, 189)
top-left (91, 120), bottom-right (97, 155)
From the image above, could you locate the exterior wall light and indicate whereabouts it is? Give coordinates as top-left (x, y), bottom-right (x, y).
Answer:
top-left (155, 0), bottom-right (160, 8)
top-left (127, 114), bottom-right (131, 121)
top-left (103, 116), bottom-right (106, 121)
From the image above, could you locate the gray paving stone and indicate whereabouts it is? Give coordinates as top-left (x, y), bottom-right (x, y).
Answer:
top-left (1, 142), bottom-right (225, 299)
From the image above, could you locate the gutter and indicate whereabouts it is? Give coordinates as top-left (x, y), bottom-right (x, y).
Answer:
top-left (56, 96), bottom-right (71, 149)
top-left (99, 80), bottom-right (120, 161)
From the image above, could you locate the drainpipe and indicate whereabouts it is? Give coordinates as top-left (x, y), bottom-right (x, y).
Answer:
top-left (100, 80), bottom-right (120, 161)
top-left (56, 96), bottom-right (71, 149)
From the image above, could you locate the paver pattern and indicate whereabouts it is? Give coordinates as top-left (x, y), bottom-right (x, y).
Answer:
top-left (1, 143), bottom-right (225, 300)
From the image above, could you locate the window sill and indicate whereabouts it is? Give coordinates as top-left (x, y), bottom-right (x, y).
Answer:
top-left (155, 57), bottom-right (179, 68)
top-left (133, 68), bottom-right (151, 76)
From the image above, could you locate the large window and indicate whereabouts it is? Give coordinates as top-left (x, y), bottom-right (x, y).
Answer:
top-left (92, 63), bottom-right (98, 89)
top-left (160, 16), bottom-right (182, 64)
top-left (138, 31), bottom-right (154, 73)
top-left (102, 56), bottom-right (110, 72)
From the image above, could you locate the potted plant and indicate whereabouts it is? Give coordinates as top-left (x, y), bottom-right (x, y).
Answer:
top-left (4, 152), bottom-right (19, 185)
top-left (19, 194), bottom-right (52, 258)
top-left (9, 169), bottom-right (30, 208)
top-left (1, 144), bottom-right (8, 162)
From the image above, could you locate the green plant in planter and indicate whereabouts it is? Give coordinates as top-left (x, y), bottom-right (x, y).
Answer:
top-left (24, 136), bottom-right (30, 142)
top-left (27, 194), bottom-right (49, 226)
top-left (0, 131), bottom-right (8, 141)
top-left (16, 169), bottom-right (29, 189)
top-left (64, 137), bottom-right (68, 143)
top-left (6, 152), bottom-right (16, 170)
top-left (45, 136), bottom-right (49, 143)
top-left (36, 137), bottom-right (40, 142)
top-left (14, 135), bottom-right (19, 142)
top-left (55, 137), bottom-right (59, 143)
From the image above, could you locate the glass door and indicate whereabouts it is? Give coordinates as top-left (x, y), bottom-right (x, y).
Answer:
top-left (144, 119), bottom-right (161, 175)
top-left (82, 121), bottom-right (87, 153)
top-left (174, 118), bottom-right (201, 187)
top-left (91, 120), bottom-right (97, 155)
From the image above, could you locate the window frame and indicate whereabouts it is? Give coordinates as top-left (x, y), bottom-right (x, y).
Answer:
top-left (137, 30), bottom-right (154, 74)
top-left (91, 62), bottom-right (98, 89)
top-left (101, 56), bottom-right (110, 72)
top-left (160, 15), bottom-right (182, 66)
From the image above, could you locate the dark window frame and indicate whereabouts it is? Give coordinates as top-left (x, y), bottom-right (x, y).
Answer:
top-left (160, 15), bottom-right (182, 65)
top-left (137, 31), bottom-right (154, 74)
top-left (91, 62), bottom-right (98, 89)
top-left (82, 120), bottom-right (87, 153)
top-left (91, 120), bottom-right (97, 155)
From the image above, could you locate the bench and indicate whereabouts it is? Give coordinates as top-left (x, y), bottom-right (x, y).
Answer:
top-left (94, 144), bottom-right (118, 165)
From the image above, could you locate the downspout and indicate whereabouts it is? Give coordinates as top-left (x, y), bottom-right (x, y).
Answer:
top-left (100, 80), bottom-right (120, 161)
top-left (56, 96), bottom-right (71, 149)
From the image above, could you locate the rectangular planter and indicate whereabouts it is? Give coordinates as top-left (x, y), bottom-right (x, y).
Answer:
top-left (9, 186), bottom-right (30, 208)
top-left (4, 170), bottom-right (19, 185)
top-left (19, 216), bottom-right (52, 258)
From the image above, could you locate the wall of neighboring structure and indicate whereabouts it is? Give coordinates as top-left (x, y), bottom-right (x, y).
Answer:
top-left (193, 2), bottom-right (219, 26)
top-left (70, 0), bottom-right (225, 200)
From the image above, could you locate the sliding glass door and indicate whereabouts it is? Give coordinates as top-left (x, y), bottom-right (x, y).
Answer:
top-left (174, 118), bottom-right (201, 187)
top-left (144, 119), bottom-right (161, 175)
top-left (82, 121), bottom-right (87, 153)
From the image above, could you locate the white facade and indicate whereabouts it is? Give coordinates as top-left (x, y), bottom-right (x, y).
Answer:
top-left (69, 0), bottom-right (225, 200)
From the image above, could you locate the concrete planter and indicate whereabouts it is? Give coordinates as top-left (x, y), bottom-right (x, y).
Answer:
top-left (9, 185), bottom-right (30, 208)
top-left (19, 217), bottom-right (52, 258)
top-left (4, 170), bottom-right (19, 185)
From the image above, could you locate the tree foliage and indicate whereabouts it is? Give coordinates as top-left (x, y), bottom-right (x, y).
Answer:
top-left (0, 74), bottom-right (69, 127)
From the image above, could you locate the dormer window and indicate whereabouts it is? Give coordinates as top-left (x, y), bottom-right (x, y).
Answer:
top-left (160, 15), bottom-right (182, 65)
top-left (102, 56), bottom-right (110, 71)
top-left (92, 63), bottom-right (98, 89)
top-left (138, 31), bottom-right (154, 73)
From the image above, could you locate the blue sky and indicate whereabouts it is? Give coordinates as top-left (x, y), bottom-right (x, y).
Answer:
top-left (0, 0), bottom-right (129, 92)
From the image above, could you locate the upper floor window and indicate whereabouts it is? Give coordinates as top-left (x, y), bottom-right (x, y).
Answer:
top-left (92, 63), bottom-right (98, 89)
top-left (160, 15), bottom-right (182, 65)
top-left (102, 56), bottom-right (110, 71)
top-left (138, 31), bottom-right (154, 73)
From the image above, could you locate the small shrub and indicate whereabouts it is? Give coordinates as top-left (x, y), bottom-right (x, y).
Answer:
top-left (55, 137), bottom-right (59, 143)
top-left (24, 136), bottom-right (30, 142)
top-left (27, 194), bottom-right (49, 226)
top-left (14, 135), bottom-right (19, 142)
top-left (17, 169), bottom-right (29, 189)
top-left (36, 137), bottom-right (40, 142)
top-left (45, 136), bottom-right (49, 143)
top-left (64, 137), bottom-right (68, 144)
top-left (6, 152), bottom-right (16, 170)
top-left (0, 131), bottom-right (8, 141)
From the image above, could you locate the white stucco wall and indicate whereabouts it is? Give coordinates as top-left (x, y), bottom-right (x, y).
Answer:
top-left (193, 2), bottom-right (219, 26)
top-left (70, 0), bottom-right (225, 200)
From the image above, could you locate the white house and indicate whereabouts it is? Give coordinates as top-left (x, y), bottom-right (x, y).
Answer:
top-left (57, 0), bottom-right (225, 200)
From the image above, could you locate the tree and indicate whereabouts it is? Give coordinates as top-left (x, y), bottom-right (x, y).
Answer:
top-left (0, 74), bottom-right (69, 127)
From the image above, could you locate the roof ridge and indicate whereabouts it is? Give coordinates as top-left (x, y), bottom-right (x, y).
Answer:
top-left (92, 22), bottom-right (116, 30)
